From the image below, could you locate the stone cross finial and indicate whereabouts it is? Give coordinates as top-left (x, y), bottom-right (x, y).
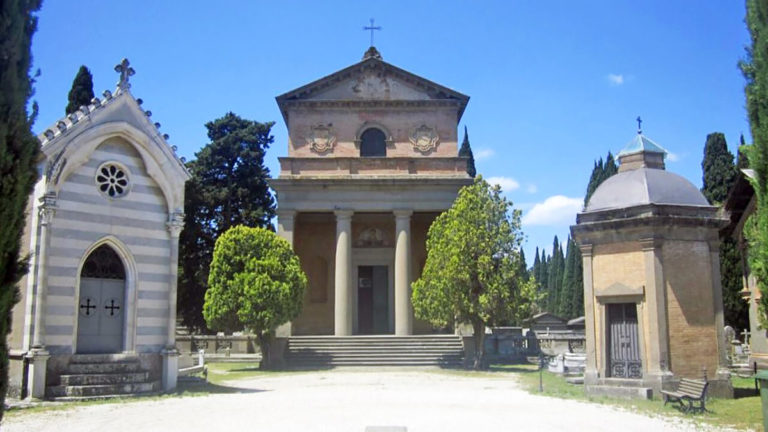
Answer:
top-left (114, 58), bottom-right (135, 91)
top-left (636, 116), bottom-right (643, 134)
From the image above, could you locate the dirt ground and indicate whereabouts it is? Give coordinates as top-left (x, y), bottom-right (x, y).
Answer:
top-left (3, 369), bottom-right (703, 432)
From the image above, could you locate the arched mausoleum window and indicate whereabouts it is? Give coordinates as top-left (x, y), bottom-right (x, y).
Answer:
top-left (360, 128), bottom-right (387, 157)
top-left (81, 245), bottom-right (126, 280)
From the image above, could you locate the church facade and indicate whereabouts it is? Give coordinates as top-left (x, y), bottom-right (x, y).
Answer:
top-left (270, 47), bottom-right (472, 336)
top-left (9, 60), bottom-right (190, 398)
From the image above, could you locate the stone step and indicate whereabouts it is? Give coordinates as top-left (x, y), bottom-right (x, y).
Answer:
top-left (47, 381), bottom-right (160, 398)
top-left (288, 351), bottom-right (463, 358)
top-left (64, 362), bottom-right (143, 374)
top-left (68, 354), bottom-right (141, 364)
top-left (288, 341), bottom-right (463, 347)
top-left (288, 360), bottom-right (463, 367)
top-left (59, 372), bottom-right (150, 386)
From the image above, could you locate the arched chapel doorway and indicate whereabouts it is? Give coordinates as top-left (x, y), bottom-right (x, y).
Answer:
top-left (77, 245), bottom-right (126, 354)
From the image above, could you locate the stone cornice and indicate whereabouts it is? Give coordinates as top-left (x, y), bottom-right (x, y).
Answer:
top-left (282, 99), bottom-right (463, 111)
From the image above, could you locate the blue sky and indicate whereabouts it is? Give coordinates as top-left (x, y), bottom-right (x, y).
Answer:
top-left (30, 1), bottom-right (751, 263)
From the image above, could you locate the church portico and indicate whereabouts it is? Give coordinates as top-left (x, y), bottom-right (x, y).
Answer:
top-left (270, 46), bottom-right (472, 341)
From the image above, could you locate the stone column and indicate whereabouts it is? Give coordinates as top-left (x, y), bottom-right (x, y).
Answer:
top-left (394, 210), bottom-right (413, 335)
top-left (709, 240), bottom-right (730, 371)
top-left (28, 192), bottom-right (56, 399)
top-left (334, 210), bottom-right (353, 336)
top-left (275, 210), bottom-right (297, 338)
top-left (579, 244), bottom-right (598, 386)
top-left (641, 238), bottom-right (672, 393)
top-left (162, 212), bottom-right (184, 392)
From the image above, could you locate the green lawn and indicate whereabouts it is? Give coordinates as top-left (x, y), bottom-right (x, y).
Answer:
top-left (502, 364), bottom-right (762, 431)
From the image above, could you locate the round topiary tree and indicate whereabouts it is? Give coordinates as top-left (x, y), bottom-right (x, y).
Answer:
top-left (203, 225), bottom-right (306, 369)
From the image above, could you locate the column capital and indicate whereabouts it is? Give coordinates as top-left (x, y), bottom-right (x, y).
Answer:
top-left (167, 212), bottom-right (185, 238)
top-left (38, 192), bottom-right (58, 226)
top-left (276, 209), bottom-right (297, 219)
top-left (393, 209), bottom-right (413, 219)
top-left (640, 237), bottom-right (663, 251)
top-left (578, 243), bottom-right (593, 257)
top-left (334, 209), bottom-right (354, 219)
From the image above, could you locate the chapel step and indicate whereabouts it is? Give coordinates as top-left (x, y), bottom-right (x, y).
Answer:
top-left (285, 335), bottom-right (465, 368)
top-left (47, 381), bottom-right (160, 398)
top-left (46, 355), bottom-right (159, 400)
top-left (59, 372), bottom-right (150, 386)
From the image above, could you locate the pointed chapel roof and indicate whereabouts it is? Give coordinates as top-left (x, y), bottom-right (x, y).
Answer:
top-left (617, 133), bottom-right (668, 158)
top-left (275, 48), bottom-right (470, 123)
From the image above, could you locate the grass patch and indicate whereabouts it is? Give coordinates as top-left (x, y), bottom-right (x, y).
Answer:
top-left (508, 364), bottom-right (762, 431)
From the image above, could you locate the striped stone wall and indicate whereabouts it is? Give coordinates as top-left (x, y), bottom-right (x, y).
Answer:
top-left (41, 137), bottom-right (171, 354)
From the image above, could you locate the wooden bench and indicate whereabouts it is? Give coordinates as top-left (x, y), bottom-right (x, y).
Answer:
top-left (661, 378), bottom-right (709, 413)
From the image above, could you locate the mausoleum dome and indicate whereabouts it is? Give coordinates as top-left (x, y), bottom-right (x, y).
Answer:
top-left (585, 132), bottom-right (710, 212)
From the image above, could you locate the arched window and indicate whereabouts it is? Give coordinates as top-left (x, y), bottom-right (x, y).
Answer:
top-left (360, 128), bottom-right (387, 157)
top-left (81, 245), bottom-right (125, 280)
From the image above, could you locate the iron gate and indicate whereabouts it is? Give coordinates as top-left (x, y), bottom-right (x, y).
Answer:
top-left (607, 303), bottom-right (642, 379)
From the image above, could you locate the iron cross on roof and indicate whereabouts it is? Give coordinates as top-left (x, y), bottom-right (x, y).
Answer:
top-left (637, 116), bottom-right (643, 134)
top-left (363, 18), bottom-right (382, 47)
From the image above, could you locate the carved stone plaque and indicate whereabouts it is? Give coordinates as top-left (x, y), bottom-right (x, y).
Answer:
top-left (409, 125), bottom-right (439, 153)
top-left (306, 124), bottom-right (336, 154)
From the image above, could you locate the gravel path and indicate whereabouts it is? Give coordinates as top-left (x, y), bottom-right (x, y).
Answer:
top-left (3, 369), bottom-right (702, 432)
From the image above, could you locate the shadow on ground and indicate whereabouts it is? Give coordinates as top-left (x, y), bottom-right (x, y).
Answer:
top-left (177, 380), bottom-right (267, 395)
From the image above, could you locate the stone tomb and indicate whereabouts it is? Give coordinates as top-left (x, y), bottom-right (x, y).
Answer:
top-left (9, 60), bottom-right (189, 399)
top-left (571, 131), bottom-right (733, 398)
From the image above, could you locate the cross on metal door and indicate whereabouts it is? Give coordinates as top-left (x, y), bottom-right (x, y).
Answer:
top-left (77, 245), bottom-right (126, 354)
top-left (607, 303), bottom-right (642, 379)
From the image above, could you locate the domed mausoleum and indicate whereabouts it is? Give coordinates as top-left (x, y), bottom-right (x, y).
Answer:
top-left (571, 130), bottom-right (732, 398)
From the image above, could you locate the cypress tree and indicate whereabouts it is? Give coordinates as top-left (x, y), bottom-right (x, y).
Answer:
top-left (547, 236), bottom-right (564, 314)
top-left (569, 242), bottom-right (584, 318)
top-left (459, 126), bottom-right (476, 178)
top-left (65, 65), bottom-right (94, 115)
top-left (559, 237), bottom-right (576, 317)
top-left (701, 132), bottom-right (738, 204)
top-left (518, 248), bottom-right (529, 280)
top-left (0, 0), bottom-right (42, 419)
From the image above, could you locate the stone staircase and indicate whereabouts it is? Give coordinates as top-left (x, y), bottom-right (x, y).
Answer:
top-left (285, 335), bottom-right (464, 368)
top-left (47, 354), bottom-right (160, 400)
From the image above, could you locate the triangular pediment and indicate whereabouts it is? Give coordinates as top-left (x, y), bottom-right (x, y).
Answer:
top-left (276, 55), bottom-right (469, 118)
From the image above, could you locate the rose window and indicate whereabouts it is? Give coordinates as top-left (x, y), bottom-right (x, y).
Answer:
top-left (96, 163), bottom-right (129, 198)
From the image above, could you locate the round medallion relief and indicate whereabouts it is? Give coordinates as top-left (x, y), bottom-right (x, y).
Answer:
top-left (95, 162), bottom-right (130, 198)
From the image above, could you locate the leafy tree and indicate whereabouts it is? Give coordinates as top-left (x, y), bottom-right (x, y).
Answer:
top-left (179, 113), bottom-right (276, 332)
top-left (65, 65), bottom-right (94, 115)
top-left (700, 132), bottom-right (747, 332)
top-left (741, 0), bottom-right (768, 326)
top-left (411, 176), bottom-right (535, 369)
top-left (203, 225), bottom-right (306, 369)
top-left (458, 126), bottom-right (476, 178)
top-left (701, 132), bottom-right (738, 204)
top-left (0, 0), bottom-right (41, 419)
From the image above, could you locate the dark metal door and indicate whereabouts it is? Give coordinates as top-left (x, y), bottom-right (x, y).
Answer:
top-left (607, 303), bottom-right (642, 379)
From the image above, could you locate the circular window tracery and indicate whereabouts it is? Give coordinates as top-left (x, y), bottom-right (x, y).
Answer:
top-left (95, 163), bottom-right (130, 198)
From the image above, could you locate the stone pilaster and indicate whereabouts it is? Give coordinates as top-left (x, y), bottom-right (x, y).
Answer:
top-left (275, 210), bottom-right (296, 337)
top-left (28, 192), bottom-right (56, 399)
top-left (163, 212), bottom-right (184, 392)
top-left (334, 210), bottom-right (353, 335)
top-left (641, 238), bottom-right (673, 393)
top-left (708, 240), bottom-right (729, 370)
top-left (394, 210), bottom-right (413, 335)
top-left (579, 244), bottom-right (598, 385)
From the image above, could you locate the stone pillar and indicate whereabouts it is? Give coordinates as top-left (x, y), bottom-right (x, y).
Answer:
top-left (709, 240), bottom-right (730, 372)
top-left (275, 210), bottom-right (296, 338)
top-left (162, 212), bottom-right (184, 392)
top-left (579, 244), bottom-right (598, 385)
top-left (28, 192), bottom-right (56, 399)
top-left (334, 210), bottom-right (353, 336)
top-left (394, 210), bottom-right (413, 336)
top-left (641, 238), bottom-right (673, 393)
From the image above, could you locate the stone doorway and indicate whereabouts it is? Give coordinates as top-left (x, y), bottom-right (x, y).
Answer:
top-left (357, 265), bottom-right (390, 334)
top-left (77, 245), bottom-right (126, 354)
top-left (607, 303), bottom-right (642, 379)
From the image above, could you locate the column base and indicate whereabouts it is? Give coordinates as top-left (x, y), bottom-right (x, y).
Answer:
top-left (25, 348), bottom-right (50, 400)
top-left (161, 347), bottom-right (179, 392)
top-left (275, 322), bottom-right (292, 338)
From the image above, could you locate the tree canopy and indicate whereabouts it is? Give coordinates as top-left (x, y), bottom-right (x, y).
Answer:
top-left (701, 132), bottom-right (738, 204)
top-left (179, 112), bottom-right (276, 332)
top-left (411, 176), bottom-right (536, 369)
top-left (65, 65), bottom-right (94, 115)
top-left (458, 126), bottom-right (476, 178)
top-left (741, 0), bottom-right (768, 327)
top-left (203, 225), bottom-right (306, 368)
top-left (0, 0), bottom-right (41, 420)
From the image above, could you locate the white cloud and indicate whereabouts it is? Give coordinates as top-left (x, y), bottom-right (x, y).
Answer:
top-left (487, 176), bottom-right (520, 192)
top-left (521, 195), bottom-right (582, 226)
top-left (607, 73), bottom-right (624, 86)
top-left (526, 184), bottom-right (538, 194)
top-left (666, 151), bottom-right (680, 162)
top-left (474, 148), bottom-right (495, 160)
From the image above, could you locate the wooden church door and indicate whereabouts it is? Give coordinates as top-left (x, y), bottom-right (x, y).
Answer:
top-left (607, 303), bottom-right (642, 379)
top-left (77, 245), bottom-right (126, 354)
